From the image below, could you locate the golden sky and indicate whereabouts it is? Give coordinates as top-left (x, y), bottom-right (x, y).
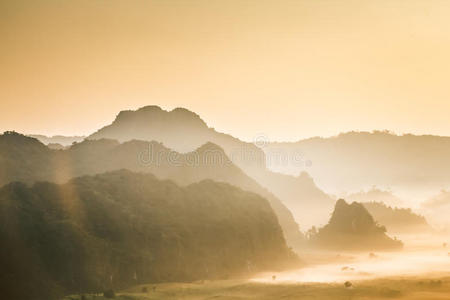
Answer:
top-left (1, 0), bottom-right (450, 141)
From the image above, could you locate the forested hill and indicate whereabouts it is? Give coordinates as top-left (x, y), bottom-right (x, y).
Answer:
top-left (309, 199), bottom-right (403, 251)
top-left (0, 131), bottom-right (304, 250)
top-left (362, 202), bottom-right (431, 233)
top-left (0, 170), bottom-right (298, 300)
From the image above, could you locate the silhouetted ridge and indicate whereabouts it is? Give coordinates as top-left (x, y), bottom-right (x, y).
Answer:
top-left (263, 130), bottom-right (450, 196)
top-left (0, 170), bottom-right (298, 300)
top-left (309, 199), bottom-right (403, 251)
top-left (105, 105), bottom-right (207, 132)
top-left (28, 134), bottom-right (85, 146)
top-left (87, 105), bottom-right (266, 168)
top-left (195, 142), bottom-right (227, 153)
top-left (171, 107), bottom-right (206, 124)
top-left (70, 138), bottom-right (120, 151)
top-left (0, 133), bottom-right (304, 250)
top-left (346, 188), bottom-right (404, 207)
top-left (85, 106), bottom-right (336, 233)
top-left (251, 169), bottom-right (335, 229)
top-left (362, 202), bottom-right (431, 233)
top-left (1, 131), bottom-right (47, 150)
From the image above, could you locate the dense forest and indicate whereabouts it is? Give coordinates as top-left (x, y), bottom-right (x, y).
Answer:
top-left (0, 170), bottom-right (298, 300)
top-left (0, 131), bottom-right (304, 249)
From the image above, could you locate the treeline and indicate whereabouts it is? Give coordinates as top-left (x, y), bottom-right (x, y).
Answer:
top-left (362, 202), bottom-right (431, 233)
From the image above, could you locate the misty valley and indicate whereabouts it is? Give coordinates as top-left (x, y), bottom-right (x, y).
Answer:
top-left (1, 106), bottom-right (450, 300)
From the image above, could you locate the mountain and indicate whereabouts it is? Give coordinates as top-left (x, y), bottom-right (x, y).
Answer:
top-left (88, 106), bottom-right (266, 174)
top-left (0, 170), bottom-right (297, 300)
top-left (86, 106), bottom-right (334, 229)
top-left (423, 190), bottom-right (450, 209)
top-left (0, 132), bottom-right (304, 250)
top-left (362, 202), bottom-right (432, 234)
top-left (309, 199), bottom-right (403, 251)
top-left (263, 131), bottom-right (450, 198)
top-left (250, 171), bottom-right (336, 230)
top-left (346, 188), bottom-right (404, 207)
top-left (47, 143), bottom-right (66, 150)
top-left (421, 190), bottom-right (450, 229)
top-left (0, 131), bottom-right (56, 184)
top-left (29, 134), bottom-right (85, 146)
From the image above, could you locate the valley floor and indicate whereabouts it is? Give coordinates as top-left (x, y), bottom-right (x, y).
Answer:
top-left (64, 276), bottom-right (450, 300)
top-left (65, 234), bottom-right (450, 300)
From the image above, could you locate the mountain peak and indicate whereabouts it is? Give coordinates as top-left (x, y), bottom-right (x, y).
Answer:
top-left (110, 105), bottom-right (207, 127)
top-left (137, 105), bottom-right (163, 112)
top-left (331, 199), bottom-right (373, 224)
top-left (297, 171), bottom-right (314, 181)
top-left (335, 198), bottom-right (348, 209)
top-left (0, 131), bottom-right (46, 149)
top-left (196, 142), bottom-right (226, 153)
top-left (171, 107), bottom-right (200, 116)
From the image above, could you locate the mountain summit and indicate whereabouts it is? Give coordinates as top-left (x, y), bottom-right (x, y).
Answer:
top-left (88, 106), bottom-right (266, 173)
top-left (86, 106), bottom-right (334, 230)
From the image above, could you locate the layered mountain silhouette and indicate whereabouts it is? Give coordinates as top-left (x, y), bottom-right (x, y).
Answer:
top-left (250, 171), bottom-right (335, 229)
top-left (29, 134), bottom-right (85, 146)
top-left (362, 202), bottom-right (431, 234)
top-left (0, 170), bottom-right (297, 300)
top-left (0, 132), bottom-right (304, 249)
top-left (346, 188), bottom-right (404, 207)
top-left (86, 106), bottom-right (334, 229)
top-left (88, 106), bottom-right (266, 173)
top-left (263, 131), bottom-right (450, 197)
top-left (421, 190), bottom-right (450, 228)
top-left (309, 199), bottom-right (403, 251)
top-left (423, 190), bottom-right (450, 209)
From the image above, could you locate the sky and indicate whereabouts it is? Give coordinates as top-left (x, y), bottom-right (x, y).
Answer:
top-left (1, 0), bottom-right (450, 142)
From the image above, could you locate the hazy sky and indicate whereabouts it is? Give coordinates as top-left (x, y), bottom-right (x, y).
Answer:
top-left (2, 0), bottom-right (450, 141)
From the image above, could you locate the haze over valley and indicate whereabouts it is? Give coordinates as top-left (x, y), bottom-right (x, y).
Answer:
top-left (3, 1), bottom-right (450, 299)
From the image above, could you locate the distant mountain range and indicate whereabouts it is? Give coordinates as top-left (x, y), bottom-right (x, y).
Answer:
top-left (0, 131), bottom-right (304, 249)
top-left (0, 170), bottom-right (297, 300)
top-left (421, 190), bottom-right (450, 229)
top-left (252, 171), bottom-right (335, 229)
top-left (362, 202), bottom-right (431, 234)
top-left (263, 131), bottom-right (450, 199)
top-left (29, 134), bottom-right (85, 146)
top-left (86, 106), bottom-right (336, 229)
top-left (4, 105), bottom-right (448, 299)
top-left (345, 188), bottom-right (405, 207)
top-left (21, 107), bottom-right (450, 228)
top-left (88, 106), bottom-right (266, 174)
